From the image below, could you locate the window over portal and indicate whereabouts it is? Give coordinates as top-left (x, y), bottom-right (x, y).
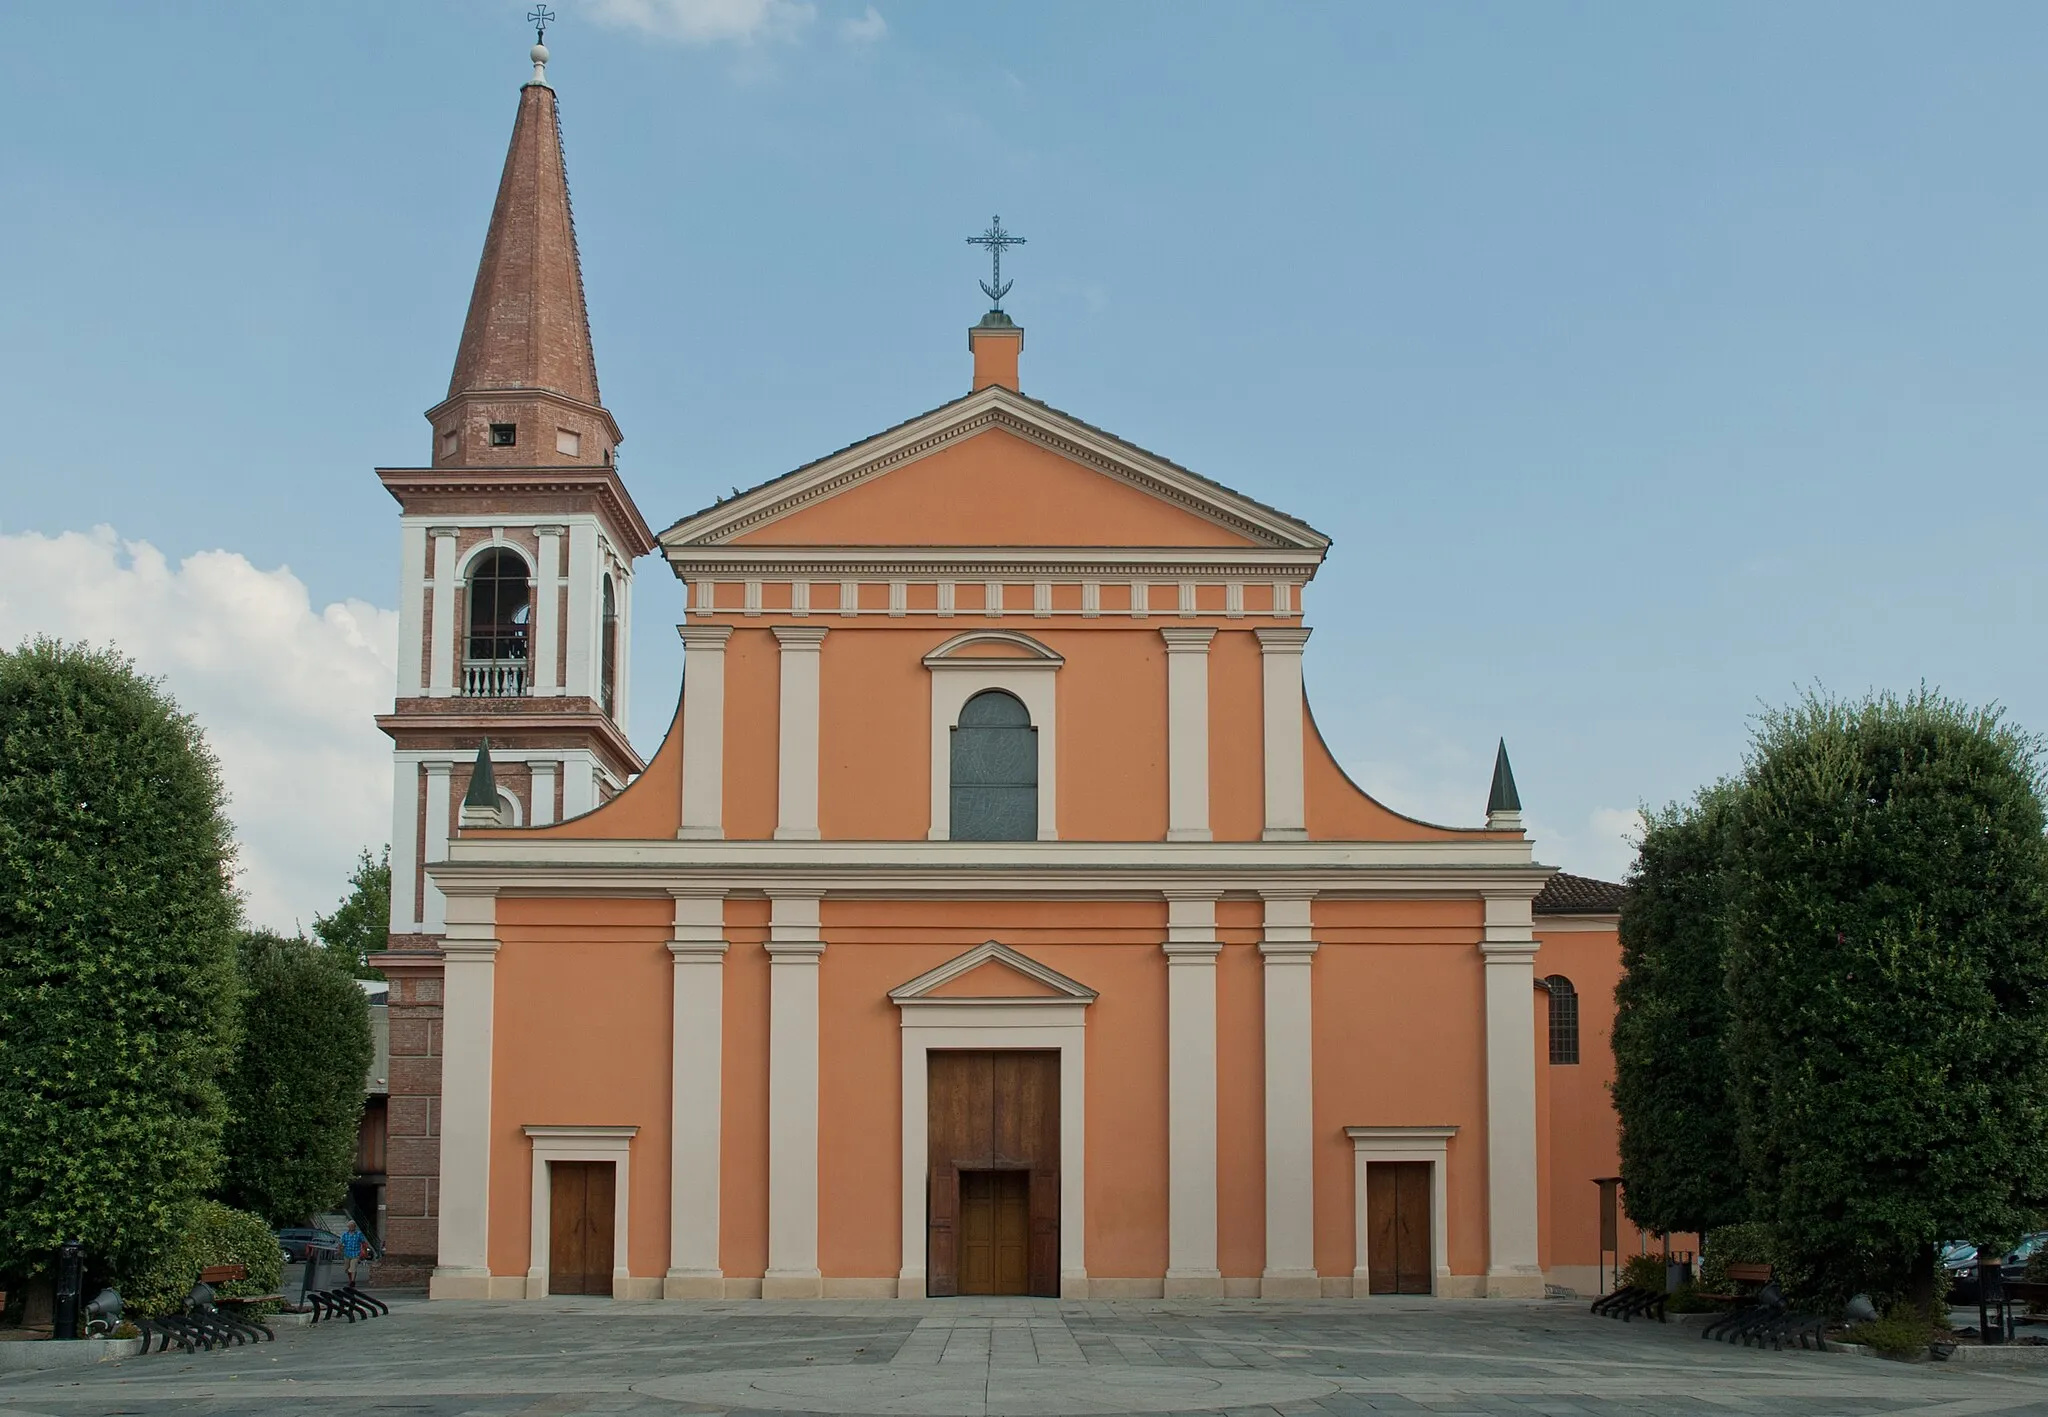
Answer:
top-left (949, 689), bottom-right (1037, 842)
top-left (1544, 975), bottom-right (1579, 1065)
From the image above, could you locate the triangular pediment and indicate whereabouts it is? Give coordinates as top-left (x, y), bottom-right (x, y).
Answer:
top-left (660, 386), bottom-right (1329, 555)
top-left (889, 941), bottom-right (1098, 1005)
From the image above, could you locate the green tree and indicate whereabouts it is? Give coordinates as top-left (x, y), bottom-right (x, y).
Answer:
top-left (1611, 784), bottom-right (1749, 1237)
top-left (1723, 689), bottom-right (2048, 1312)
top-left (220, 930), bottom-right (373, 1225)
top-left (313, 846), bottom-right (391, 979)
top-left (0, 640), bottom-right (242, 1281)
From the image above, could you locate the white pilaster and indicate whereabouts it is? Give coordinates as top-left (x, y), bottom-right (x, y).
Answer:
top-left (430, 891), bottom-right (499, 1298)
top-left (427, 528), bottom-right (458, 697)
top-left (387, 760), bottom-right (420, 932)
top-left (677, 625), bottom-right (732, 840)
top-left (1260, 889), bottom-right (1319, 1297)
top-left (666, 888), bottom-right (728, 1298)
top-left (1256, 627), bottom-right (1311, 840)
top-left (565, 522), bottom-right (596, 699)
top-left (532, 525), bottom-right (564, 696)
top-left (1160, 628), bottom-right (1216, 842)
top-left (764, 890), bottom-right (824, 1298)
top-left (421, 761), bottom-right (452, 933)
top-left (561, 755), bottom-right (597, 818)
top-left (397, 522), bottom-right (427, 696)
top-left (1481, 894), bottom-right (1544, 1297)
top-left (772, 626), bottom-right (828, 841)
top-left (528, 760), bottom-right (558, 827)
top-left (1163, 890), bottom-right (1223, 1297)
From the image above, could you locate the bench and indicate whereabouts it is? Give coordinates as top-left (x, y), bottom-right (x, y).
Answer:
top-left (197, 1265), bottom-right (285, 1310)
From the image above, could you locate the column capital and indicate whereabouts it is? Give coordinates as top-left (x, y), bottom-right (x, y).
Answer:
top-left (678, 624), bottom-right (734, 647)
top-left (1254, 626), bottom-right (1312, 652)
top-left (428, 525), bottom-right (461, 540)
top-left (1158, 626), bottom-right (1218, 651)
top-left (765, 940), bottom-right (827, 960)
top-left (669, 940), bottom-right (731, 961)
top-left (441, 939), bottom-right (501, 964)
top-left (1479, 940), bottom-right (1541, 965)
top-left (772, 625), bottom-right (830, 648)
top-left (1258, 940), bottom-right (1320, 961)
top-left (534, 523), bottom-right (568, 538)
top-left (1162, 941), bottom-right (1224, 960)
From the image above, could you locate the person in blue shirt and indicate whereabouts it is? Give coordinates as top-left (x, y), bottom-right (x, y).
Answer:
top-left (340, 1222), bottom-right (366, 1285)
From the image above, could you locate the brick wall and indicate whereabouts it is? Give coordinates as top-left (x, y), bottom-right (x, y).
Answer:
top-left (379, 949), bottom-right (445, 1286)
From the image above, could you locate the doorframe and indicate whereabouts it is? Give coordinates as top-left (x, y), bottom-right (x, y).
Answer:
top-left (1345, 1125), bottom-right (1456, 1296)
top-left (893, 1004), bottom-right (1089, 1299)
top-left (524, 1124), bottom-right (638, 1299)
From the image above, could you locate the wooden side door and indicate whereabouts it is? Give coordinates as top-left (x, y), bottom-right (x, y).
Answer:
top-left (1365, 1161), bottom-right (1432, 1295)
top-left (548, 1160), bottom-right (615, 1296)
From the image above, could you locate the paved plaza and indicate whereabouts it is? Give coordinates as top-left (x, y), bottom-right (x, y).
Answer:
top-left (4, 1297), bottom-right (2048, 1417)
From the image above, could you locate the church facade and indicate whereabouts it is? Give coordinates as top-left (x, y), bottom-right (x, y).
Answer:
top-left (377, 44), bottom-right (1642, 1302)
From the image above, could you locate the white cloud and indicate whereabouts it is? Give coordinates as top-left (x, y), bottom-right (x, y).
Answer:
top-left (0, 528), bottom-right (397, 935)
top-left (839, 5), bottom-right (886, 44)
top-left (583, 0), bottom-right (815, 44)
top-left (1529, 806), bottom-right (1645, 885)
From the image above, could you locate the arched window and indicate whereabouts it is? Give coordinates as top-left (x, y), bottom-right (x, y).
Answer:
top-left (1544, 976), bottom-right (1579, 1065)
top-left (949, 689), bottom-right (1037, 841)
top-left (601, 574), bottom-right (619, 719)
top-left (465, 548), bottom-right (531, 696)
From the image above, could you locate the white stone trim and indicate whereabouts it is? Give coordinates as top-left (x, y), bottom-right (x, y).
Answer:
top-left (529, 760), bottom-right (558, 827)
top-left (388, 759), bottom-right (420, 932)
top-left (677, 625), bottom-right (732, 840)
top-left (1481, 890), bottom-right (1543, 1297)
top-left (430, 893), bottom-right (498, 1299)
top-left (1345, 1126), bottom-right (1457, 1296)
top-left (764, 891), bottom-right (824, 1298)
top-left (427, 528), bottom-right (458, 697)
top-left (666, 888), bottom-right (727, 1298)
top-left (924, 635), bottom-right (1062, 842)
top-left (894, 986), bottom-right (1091, 1299)
top-left (1256, 628), bottom-right (1311, 840)
top-left (1260, 889), bottom-right (1318, 1297)
top-left (1163, 890), bottom-right (1222, 1296)
top-left (562, 758), bottom-right (597, 819)
top-left (890, 939), bottom-right (1097, 1002)
top-left (565, 523), bottom-right (597, 701)
top-left (532, 525), bottom-right (563, 696)
top-left (523, 1124), bottom-right (637, 1300)
top-left (1160, 628), bottom-right (1216, 842)
top-left (397, 522), bottom-right (428, 697)
top-left (772, 627), bottom-right (828, 840)
top-left (421, 762), bottom-right (452, 933)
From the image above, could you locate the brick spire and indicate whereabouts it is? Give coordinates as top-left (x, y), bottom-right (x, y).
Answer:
top-left (428, 46), bottom-right (619, 468)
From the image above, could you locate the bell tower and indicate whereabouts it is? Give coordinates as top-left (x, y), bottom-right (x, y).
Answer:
top-left (371, 30), bottom-right (653, 1282)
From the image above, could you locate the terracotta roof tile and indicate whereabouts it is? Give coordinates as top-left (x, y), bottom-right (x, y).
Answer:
top-left (1533, 871), bottom-right (1628, 916)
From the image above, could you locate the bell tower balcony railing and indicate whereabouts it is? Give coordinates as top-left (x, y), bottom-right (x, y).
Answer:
top-left (462, 659), bottom-right (529, 697)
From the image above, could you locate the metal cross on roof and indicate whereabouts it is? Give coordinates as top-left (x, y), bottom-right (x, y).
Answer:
top-left (529, 5), bottom-right (556, 42)
top-left (967, 215), bottom-right (1026, 312)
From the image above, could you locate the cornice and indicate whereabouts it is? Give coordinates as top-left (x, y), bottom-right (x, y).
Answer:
top-left (663, 547), bottom-right (1328, 582)
top-left (377, 464), bottom-right (655, 557)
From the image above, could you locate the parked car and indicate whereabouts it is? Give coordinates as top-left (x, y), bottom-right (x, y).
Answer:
top-left (275, 1227), bottom-right (343, 1263)
top-left (1942, 1241), bottom-right (1982, 1305)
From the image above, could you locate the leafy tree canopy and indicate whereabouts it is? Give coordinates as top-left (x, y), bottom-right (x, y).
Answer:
top-left (219, 929), bottom-right (373, 1225)
top-left (1723, 689), bottom-right (2048, 1309)
top-left (314, 846), bottom-right (390, 980)
top-left (1612, 783), bottom-right (1748, 1236)
top-left (0, 640), bottom-right (242, 1279)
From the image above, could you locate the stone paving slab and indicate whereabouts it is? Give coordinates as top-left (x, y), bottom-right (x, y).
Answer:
top-left (1, 1297), bottom-right (2048, 1415)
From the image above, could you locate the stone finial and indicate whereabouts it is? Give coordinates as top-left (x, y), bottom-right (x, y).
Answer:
top-left (1487, 738), bottom-right (1523, 831)
top-left (460, 740), bottom-right (506, 828)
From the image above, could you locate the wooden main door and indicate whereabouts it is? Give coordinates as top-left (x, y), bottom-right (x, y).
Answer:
top-left (927, 1050), bottom-right (1058, 1297)
top-left (1365, 1161), bottom-right (1432, 1295)
top-left (548, 1160), bottom-right (615, 1296)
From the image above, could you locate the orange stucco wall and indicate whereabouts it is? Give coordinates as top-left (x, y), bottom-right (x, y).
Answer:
top-left (488, 895), bottom-right (673, 1279)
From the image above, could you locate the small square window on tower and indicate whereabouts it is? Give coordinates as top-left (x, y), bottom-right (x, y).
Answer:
top-left (489, 423), bottom-right (518, 447)
top-left (555, 427), bottom-right (581, 456)
top-left (439, 427), bottom-right (458, 455)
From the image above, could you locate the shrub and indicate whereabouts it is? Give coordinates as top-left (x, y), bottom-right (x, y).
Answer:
top-left (220, 930), bottom-right (373, 1224)
top-left (0, 641), bottom-right (242, 1284)
top-left (1843, 1302), bottom-right (1940, 1360)
top-left (120, 1200), bottom-right (282, 1317)
top-left (1698, 1221), bottom-right (1775, 1293)
top-left (1620, 1253), bottom-right (1666, 1291)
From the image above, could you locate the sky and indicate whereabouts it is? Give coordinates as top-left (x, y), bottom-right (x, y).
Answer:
top-left (5, 1), bottom-right (2048, 930)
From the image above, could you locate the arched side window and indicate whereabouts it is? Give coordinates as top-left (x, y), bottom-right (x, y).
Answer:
top-left (1544, 975), bottom-right (1579, 1065)
top-left (601, 574), bottom-right (619, 719)
top-left (949, 689), bottom-right (1037, 842)
top-left (465, 548), bottom-right (531, 696)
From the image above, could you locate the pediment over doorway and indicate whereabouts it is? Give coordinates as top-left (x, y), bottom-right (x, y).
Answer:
top-left (889, 941), bottom-right (1098, 1006)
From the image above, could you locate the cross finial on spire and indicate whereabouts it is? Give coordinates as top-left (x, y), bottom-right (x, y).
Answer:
top-left (967, 215), bottom-right (1026, 313)
top-left (530, 5), bottom-right (556, 43)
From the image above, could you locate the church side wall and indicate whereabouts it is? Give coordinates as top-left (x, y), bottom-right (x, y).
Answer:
top-left (1215, 903), bottom-right (1266, 1281)
top-left (721, 897), bottom-right (774, 1284)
